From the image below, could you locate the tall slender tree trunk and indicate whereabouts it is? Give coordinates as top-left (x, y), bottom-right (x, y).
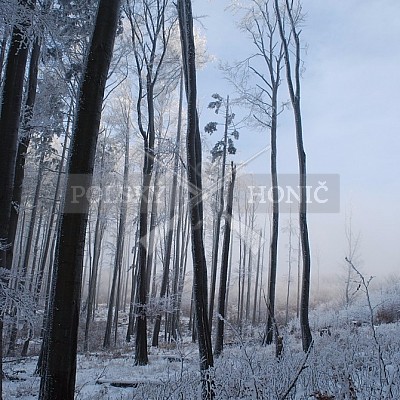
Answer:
top-left (38, 0), bottom-right (122, 397)
top-left (104, 124), bottom-right (130, 349)
top-left (214, 164), bottom-right (236, 357)
top-left (126, 226), bottom-right (139, 342)
top-left (172, 203), bottom-right (189, 339)
top-left (245, 205), bottom-right (254, 321)
top-left (252, 229), bottom-right (262, 325)
top-left (152, 73), bottom-right (183, 347)
top-left (0, 29), bottom-right (10, 81)
top-left (20, 204), bottom-right (45, 356)
top-left (265, 85), bottom-right (280, 344)
top-left (209, 96), bottom-right (229, 329)
top-left (28, 203), bottom-right (46, 292)
top-left (8, 37), bottom-right (41, 267)
top-left (0, 1), bottom-right (35, 394)
top-left (7, 150), bottom-right (45, 356)
top-left (275, 0), bottom-right (312, 351)
top-left (113, 127), bottom-right (130, 345)
top-left (146, 163), bottom-right (160, 295)
top-left (84, 139), bottom-right (107, 352)
top-left (34, 105), bottom-right (71, 311)
top-left (134, 162), bottom-right (152, 365)
top-left (177, 0), bottom-right (214, 397)
top-left (236, 200), bottom-right (243, 326)
top-left (224, 227), bottom-right (234, 316)
top-left (285, 212), bottom-right (294, 325)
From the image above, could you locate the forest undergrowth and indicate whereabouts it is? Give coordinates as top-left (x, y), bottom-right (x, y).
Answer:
top-left (4, 295), bottom-right (400, 400)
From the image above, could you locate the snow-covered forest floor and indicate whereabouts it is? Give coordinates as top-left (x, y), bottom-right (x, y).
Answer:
top-left (4, 296), bottom-right (400, 400)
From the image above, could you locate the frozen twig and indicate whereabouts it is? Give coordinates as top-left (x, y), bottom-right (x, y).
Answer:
top-left (345, 257), bottom-right (392, 398)
top-left (279, 340), bottom-right (313, 400)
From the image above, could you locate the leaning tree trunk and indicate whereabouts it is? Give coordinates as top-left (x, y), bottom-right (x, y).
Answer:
top-left (275, 0), bottom-right (312, 352)
top-left (214, 163), bottom-right (236, 357)
top-left (177, 0), bottom-right (214, 397)
top-left (0, 1), bottom-right (35, 395)
top-left (38, 0), bottom-right (122, 398)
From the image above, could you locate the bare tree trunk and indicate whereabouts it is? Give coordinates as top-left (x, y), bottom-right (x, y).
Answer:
top-left (236, 200), bottom-right (243, 326)
top-left (285, 211), bottom-right (294, 325)
top-left (258, 226), bottom-right (266, 323)
top-left (126, 226), bottom-right (139, 342)
top-left (20, 205), bottom-right (45, 356)
top-left (265, 85), bottom-right (280, 343)
top-left (296, 233), bottom-right (301, 318)
top-left (134, 141), bottom-right (153, 365)
top-left (104, 111), bottom-right (130, 349)
top-left (0, 1), bottom-right (35, 393)
top-left (84, 138), bottom-right (107, 352)
top-left (177, 0), bottom-right (214, 397)
top-left (38, 0), bottom-right (121, 396)
top-left (20, 150), bottom-right (45, 279)
top-left (8, 37), bottom-right (41, 269)
top-left (28, 204), bottom-right (46, 292)
top-left (209, 96), bottom-right (229, 330)
top-left (34, 107), bottom-right (71, 307)
top-left (152, 73), bottom-right (183, 347)
top-left (0, 28), bottom-right (10, 81)
top-left (146, 164), bottom-right (160, 296)
top-left (245, 205), bottom-right (255, 321)
top-left (172, 203), bottom-right (190, 339)
top-left (275, 0), bottom-right (312, 351)
top-left (35, 210), bottom-right (60, 377)
top-left (214, 164), bottom-right (236, 357)
top-left (125, 0), bottom-right (174, 367)
top-left (252, 229), bottom-right (262, 325)
top-left (7, 150), bottom-right (45, 357)
top-left (224, 227), bottom-right (234, 316)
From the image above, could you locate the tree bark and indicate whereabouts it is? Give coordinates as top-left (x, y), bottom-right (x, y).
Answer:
top-left (152, 73), bottom-right (183, 347)
top-left (0, 1), bottom-right (35, 395)
top-left (214, 163), bottom-right (236, 357)
top-left (38, 0), bottom-right (121, 397)
top-left (208, 96), bottom-right (229, 329)
top-left (275, 0), bottom-right (312, 352)
top-left (84, 138), bottom-right (106, 352)
top-left (252, 229), bottom-right (262, 325)
top-left (265, 85), bottom-right (280, 344)
top-left (104, 120), bottom-right (130, 349)
top-left (7, 150), bottom-right (45, 357)
top-left (177, 0), bottom-right (214, 397)
top-left (8, 37), bottom-right (41, 267)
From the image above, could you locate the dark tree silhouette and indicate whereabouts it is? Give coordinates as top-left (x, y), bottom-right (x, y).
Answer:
top-left (214, 163), bottom-right (236, 357)
top-left (38, 0), bottom-right (122, 398)
top-left (274, 0), bottom-right (312, 352)
top-left (177, 0), bottom-right (214, 397)
top-left (0, 0), bottom-right (35, 395)
top-left (205, 94), bottom-right (238, 331)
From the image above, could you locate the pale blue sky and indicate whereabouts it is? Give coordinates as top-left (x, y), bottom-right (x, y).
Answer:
top-left (193, 0), bottom-right (400, 280)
